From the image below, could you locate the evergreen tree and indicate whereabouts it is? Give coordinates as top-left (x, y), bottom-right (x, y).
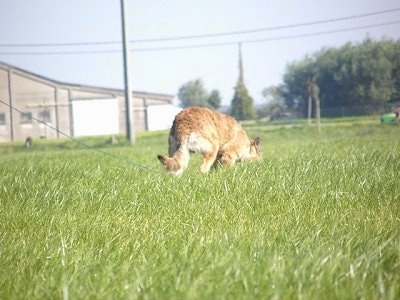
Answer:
top-left (230, 44), bottom-right (256, 120)
top-left (207, 90), bottom-right (221, 110)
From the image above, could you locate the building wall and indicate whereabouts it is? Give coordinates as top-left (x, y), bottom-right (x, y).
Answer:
top-left (0, 62), bottom-right (174, 142)
top-left (0, 69), bottom-right (11, 141)
top-left (0, 68), bottom-right (72, 141)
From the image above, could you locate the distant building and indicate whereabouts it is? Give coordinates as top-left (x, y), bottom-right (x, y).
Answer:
top-left (0, 61), bottom-right (180, 142)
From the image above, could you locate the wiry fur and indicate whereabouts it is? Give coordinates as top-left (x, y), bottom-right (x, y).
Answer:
top-left (157, 107), bottom-right (261, 175)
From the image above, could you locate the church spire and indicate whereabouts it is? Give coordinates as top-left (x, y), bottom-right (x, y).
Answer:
top-left (238, 43), bottom-right (244, 83)
top-left (230, 42), bottom-right (256, 120)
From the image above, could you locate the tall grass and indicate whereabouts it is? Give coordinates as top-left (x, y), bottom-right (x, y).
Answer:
top-left (0, 121), bottom-right (399, 299)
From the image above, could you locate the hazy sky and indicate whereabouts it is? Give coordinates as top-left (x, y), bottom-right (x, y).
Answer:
top-left (1, 0), bottom-right (399, 105)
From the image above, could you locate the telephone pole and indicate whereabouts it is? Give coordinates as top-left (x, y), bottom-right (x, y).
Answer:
top-left (120, 0), bottom-right (135, 143)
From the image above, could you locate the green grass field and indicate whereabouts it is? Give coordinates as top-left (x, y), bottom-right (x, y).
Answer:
top-left (0, 119), bottom-right (399, 299)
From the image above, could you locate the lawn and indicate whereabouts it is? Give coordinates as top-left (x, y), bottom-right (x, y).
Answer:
top-left (0, 119), bottom-right (399, 299)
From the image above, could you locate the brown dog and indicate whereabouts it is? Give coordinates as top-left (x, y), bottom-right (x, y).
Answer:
top-left (157, 107), bottom-right (261, 175)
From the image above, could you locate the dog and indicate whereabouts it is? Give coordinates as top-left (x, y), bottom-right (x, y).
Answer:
top-left (157, 107), bottom-right (261, 175)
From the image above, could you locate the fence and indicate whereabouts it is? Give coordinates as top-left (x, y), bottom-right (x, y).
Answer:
top-left (320, 103), bottom-right (399, 118)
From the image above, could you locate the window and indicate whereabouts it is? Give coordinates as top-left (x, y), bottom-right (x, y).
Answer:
top-left (39, 110), bottom-right (51, 123)
top-left (20, 112), bottom-right (32, 124)
top-left (0, 112), bottom-right (5, 125)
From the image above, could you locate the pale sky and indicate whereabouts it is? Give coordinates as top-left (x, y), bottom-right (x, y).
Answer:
top-left (1, 0), bottom-right (399, 105)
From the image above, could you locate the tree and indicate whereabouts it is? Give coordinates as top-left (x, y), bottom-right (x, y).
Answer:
top-left (230, 44), bottom-right (256, 120)
top-left (207, 90), bottom-right (221, 110)
top-left (260, 85), bottom-right (287, 119)
top-left (281, 37), bottom-right (400, 117)
top-left (178, 79), bottom-right (209, 108)
top-left (262, 85), bottom-right (283, 103)
top-left (231, 81), bottom-right (256, 120)
top-left (282, 55), bottom-right (315, 116)
top-left (177, 79), bottom-right (221, 109)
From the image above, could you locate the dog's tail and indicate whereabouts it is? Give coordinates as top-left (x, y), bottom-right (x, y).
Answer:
top-left (157, 155), bottom-right (180, 171)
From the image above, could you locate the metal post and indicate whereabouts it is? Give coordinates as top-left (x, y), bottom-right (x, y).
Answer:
top-left (120, 0), bottom-right (135, 143)
top-left (68, 89), bottom-right (74, 137)
top-left (315, 94), bottom-right (321, 134)
top-left (54, 87), bottom-right (60, 138)
top-left (311, 80), bottom-right (321, 134)
top-left (7, 70), bottom-right (14, 141)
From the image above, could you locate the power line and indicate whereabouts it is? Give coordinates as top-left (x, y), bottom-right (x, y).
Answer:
top-left (133, 20), bottom-right (400, 52)
top-left (0, 7), bottom-right (399, 48)
top-left (244, 20), bottom-right (400, 45)
top-left (130, 7), bottom-right (400, 44)
top-left (1, 20), bottom-right (399, 55)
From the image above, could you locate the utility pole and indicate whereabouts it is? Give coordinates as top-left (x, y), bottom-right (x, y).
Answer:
top-left (120, 0), bottom-right (135, 143)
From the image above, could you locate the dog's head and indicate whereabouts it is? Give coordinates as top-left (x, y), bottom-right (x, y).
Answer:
top-left (247, 137), bottom-right (262, 161)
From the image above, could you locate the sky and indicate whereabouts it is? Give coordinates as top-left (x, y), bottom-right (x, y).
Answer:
top-left (1, 0), bottom-right (400, 106)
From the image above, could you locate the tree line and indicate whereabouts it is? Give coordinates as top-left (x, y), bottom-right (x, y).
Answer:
top-left (177, 37), bottom-right (400, 120)
top-left (281, 37), bottom-right (400, 117)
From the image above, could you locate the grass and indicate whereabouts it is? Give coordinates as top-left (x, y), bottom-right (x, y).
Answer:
top-left (0, 118), bottom-right (399, 299)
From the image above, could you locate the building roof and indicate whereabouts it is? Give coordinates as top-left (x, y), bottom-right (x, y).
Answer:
top-left (0, 60), bottom-right (174, 102)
